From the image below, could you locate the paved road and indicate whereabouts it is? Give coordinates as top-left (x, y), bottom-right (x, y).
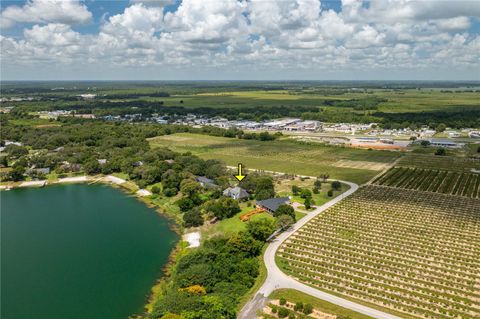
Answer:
top-left (238, 179), bottom-right (403, 319)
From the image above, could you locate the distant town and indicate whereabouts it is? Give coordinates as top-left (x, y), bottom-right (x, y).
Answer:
top-left (8, 108), bottom-right (476, 151)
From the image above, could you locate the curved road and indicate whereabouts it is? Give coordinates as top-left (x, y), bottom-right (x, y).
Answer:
top-left (238, 179), bottom-right (403, 319)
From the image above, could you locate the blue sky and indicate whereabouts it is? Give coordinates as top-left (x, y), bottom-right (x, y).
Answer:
top-left (1, 0), bottom-right (479, 80)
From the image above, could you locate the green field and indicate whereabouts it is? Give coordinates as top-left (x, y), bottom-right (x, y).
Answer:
top-left (148, 133), bottom-right (400, 184)
top-left (113, 88), bottom-right (480, 113)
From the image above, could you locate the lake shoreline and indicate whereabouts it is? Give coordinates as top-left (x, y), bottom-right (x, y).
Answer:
top-left (1, 175), bottom-right (186, 318)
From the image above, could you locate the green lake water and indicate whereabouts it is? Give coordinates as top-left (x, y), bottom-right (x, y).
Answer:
top-left (1, 184), bottom-right (178, 319)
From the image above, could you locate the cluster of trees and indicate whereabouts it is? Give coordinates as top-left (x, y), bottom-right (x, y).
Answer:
top-left (149, 231), bottom-right (264, 319)
top-left (291, 179), bottom-right (341, 207)
top-left (322, 97), bottom-right (387, 111)
top-left (0, 116), bottom-right (228, 188)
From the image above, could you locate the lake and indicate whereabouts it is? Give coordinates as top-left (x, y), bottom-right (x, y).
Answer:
top-left (1, 184), bottom-right (178, 319)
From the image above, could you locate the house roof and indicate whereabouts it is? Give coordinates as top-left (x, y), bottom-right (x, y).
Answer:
top-left (196, 176), bottom-right (215, 185)
top-left (256, 197), bottom-right (289, 212)
top-left (223, 186), bottom-right (249, 198)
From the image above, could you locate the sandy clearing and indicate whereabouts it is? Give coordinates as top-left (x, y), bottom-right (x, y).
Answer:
top-left (58, 176), bottom-right (89, 183)
top-left (104, 175), bottom-right (126, 184)
top-left (136, 189), bottom-right (152, 197)
top-left (333, 159), bottom-right (390, 171)
top-left (183, 232), bottom-right (201, 248)
top-left (19, 180), bottom-right (47, 187)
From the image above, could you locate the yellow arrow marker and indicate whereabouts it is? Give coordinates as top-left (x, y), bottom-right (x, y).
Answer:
top-left (234, 163), bottom-right (246, 182)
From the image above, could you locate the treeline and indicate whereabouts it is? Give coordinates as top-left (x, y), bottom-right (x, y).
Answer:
top-left (374, 109), bottom-right (480, 129)
top-left (322, 97), bottom-right (387, 110)
top-left (96, 92), bottom-right (170, 99)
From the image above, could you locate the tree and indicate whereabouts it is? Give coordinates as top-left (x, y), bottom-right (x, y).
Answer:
top-left (278, 307), bottom-right (289, 318)
top-left (304, 197), bottom-right (312, 209)
top-left (274, 204), bottom-right (295, 221)
top-left (294, 301), bottom-right (304, 311)
top-left (203, 197), bottom-right (240, 220)
top-left (177, 197), bottom-right (195, 212)
top-left (160, 314), bottom-right (184, 319)
top-left (180, 179), bottom-right (201, 197)
top-left (151, 185), bottom-right (161, 194)
top-left (247, 218), bottom-right (276, 241)
top-left (276, 215), bottom-right (294, 229)
top-left (303, 304), bottom-right (313, 315)
top-left (162, 169), bottom-right (181, 190)
top-left (300, 188), bottom-right (312, 199)
top-left (183, 208), bottom-right (204, 227)
top-left (0, 156), bottom-right (8, 167)
top-left (319, 173), bottom-right (329, 182)
top-left (435, 148), bottom-right (446, 156)
top-left (4, 144), bottom-right (28, 158)
top-left (420, 140), bottom-right (431, 147)
top-left (9, 165), bottom-right (25, 181)
top-left (83, 159), bottom-right (100, 175)
top-left (255, 176), bottom-right (275, 200)
top-left (312, 187), bottom-right (319, 194)
top-left (227, 232), bottom-right (262, 257)
top-left (436, 123), bottom-right (447, 133)
top-left (331, 181), bottom-right (342, 191)
top-left (163, 187), bottom-right (177, 197)
top-left (327, 189), bottom-right (333, 197)
top-left (217, 197), bottom-right (241, 219)
top-left (291, 185), bottom-right (301, 195)
top-left (313, 179), bottom-right (322, 188)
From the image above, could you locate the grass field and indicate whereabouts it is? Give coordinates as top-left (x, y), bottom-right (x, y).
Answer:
top-left (275, 177), bottom-right (349, 207)
top-left (148, 89), bottom-right (480, 113)
top-left (277, 185), bottom-right (480, 319)
top-left (148, 133), bottom-right (400, 184)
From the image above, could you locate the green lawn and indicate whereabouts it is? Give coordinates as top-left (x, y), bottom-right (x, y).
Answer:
top-left (201, 204), bottom-right (275, 239)
top-left (269, 289), bottom-right (374, 319)
top-left (149, 133), bottom-right (399, 184)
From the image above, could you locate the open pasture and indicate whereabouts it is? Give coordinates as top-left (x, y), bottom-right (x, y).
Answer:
top-left (373, 167), bottom-right (480, 198)
top-left (277, 185), bottom-right (480, 319)
top-left (161, 89), bottom-right (480, 113)
top-left (148, 133), bottom-right (399, 184)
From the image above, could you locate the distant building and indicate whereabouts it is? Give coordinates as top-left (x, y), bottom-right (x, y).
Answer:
top-left (133, 161), bottom-right (144, 167)
top-left (35, 168), bottom-right (50, 175)
top-left (196, 176), bottom-right (217, 188)
top-left (78, 94), bottom-right (96, 99)
top-left (427, 139), bottom-right (465, 149)
top-left (256, 197), bottom-right (290, 214)
top-left (468, 131), bottom-right (480, 138)
top-left (27, 167), bottom-right (50, 176)
top-left (223, 186), bottom-right (249, 200)
top-left (97, 159), bottom-right (107, 165)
